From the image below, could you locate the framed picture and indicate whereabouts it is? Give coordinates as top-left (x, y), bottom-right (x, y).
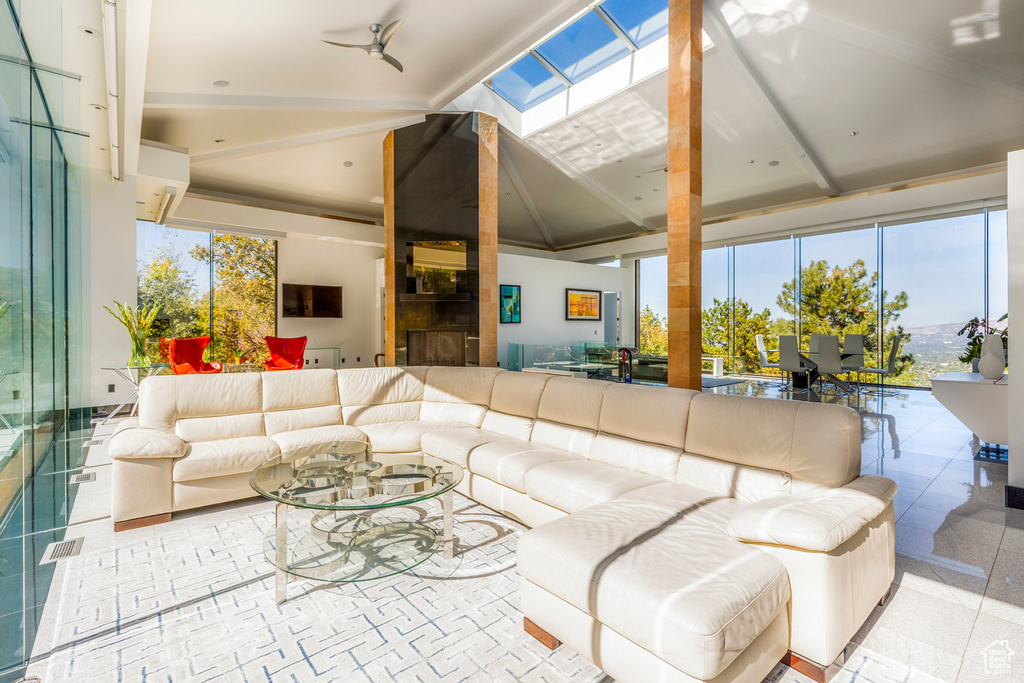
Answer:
top-left (565, 288), bottom-right (602, 321)
top-left (500, 284), bottom-right (521, 324)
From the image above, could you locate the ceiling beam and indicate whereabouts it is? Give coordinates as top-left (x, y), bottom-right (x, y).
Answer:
top-left (498, 139), bottom-right (556, 249)
top-left (191, 115), bottom-right (426, 164)
top-left (801, 12), bottom-right (1024, 104)
top-left (703, 0), bottom-right (839, 197)
top-left (144, 92), bottom-right (431, 112)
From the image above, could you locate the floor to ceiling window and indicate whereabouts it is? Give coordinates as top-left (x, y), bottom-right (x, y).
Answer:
top-left (0, 2), bottom-right (88, 677)
top-left (635, 207), bottom-right (1006, 388)
top-left (136, 222), bottom-right (277, 365)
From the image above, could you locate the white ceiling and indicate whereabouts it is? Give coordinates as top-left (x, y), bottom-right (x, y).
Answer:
top-left (133, 0), bottom-right (1024, 249)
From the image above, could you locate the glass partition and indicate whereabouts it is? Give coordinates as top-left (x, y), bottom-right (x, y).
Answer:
top-left (733, 239), bottom-right (796, 374)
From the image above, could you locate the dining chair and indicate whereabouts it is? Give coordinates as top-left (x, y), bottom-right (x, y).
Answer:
top-left (169, 336), bottom-right (223, 375)
top-left (861, 334), bottom-right (905, 395)
top-left (811, 334), bottom-right (844, 394)
top-left (264, 336), bottom-right (307, 371)
top-left (778, 335), bottom-right (808, 392)
top-left (756, 334), bottom-right (785, 387)
top-left (841, 334), bottom-right (865, 391)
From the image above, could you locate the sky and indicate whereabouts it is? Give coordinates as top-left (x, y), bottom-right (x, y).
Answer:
top-left (639, 210), bottom-right (1008, 330)
top-left (136, 220), bottom-right (212, 295)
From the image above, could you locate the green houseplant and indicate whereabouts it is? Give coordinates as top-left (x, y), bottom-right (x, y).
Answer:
top-left (957, 313), bottom-right (1008, 365)
top-left (104, 301), bottom-right (162, 368)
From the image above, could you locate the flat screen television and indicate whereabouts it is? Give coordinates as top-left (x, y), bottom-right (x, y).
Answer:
top-left (282, 284), bottom-right (343, 318)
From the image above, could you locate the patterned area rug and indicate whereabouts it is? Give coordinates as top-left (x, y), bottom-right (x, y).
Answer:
top-left (34, 494), bottom-right (934, 682)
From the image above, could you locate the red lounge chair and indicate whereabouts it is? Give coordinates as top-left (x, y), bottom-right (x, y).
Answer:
top-left (264, 336), bottom-right (306, 371)
top-left (169, 337), bottom-right (223, 375)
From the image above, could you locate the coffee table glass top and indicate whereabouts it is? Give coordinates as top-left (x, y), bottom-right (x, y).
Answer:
top-left (249, 441), bottom-right (463, 511)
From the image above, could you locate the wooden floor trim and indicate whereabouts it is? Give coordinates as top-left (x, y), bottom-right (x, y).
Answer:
top-left (114, 512), bottom-right (171, 532)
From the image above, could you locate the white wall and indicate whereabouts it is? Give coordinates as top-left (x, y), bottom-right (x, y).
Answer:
top-left (277, 237), bottom-right (383, 369)
top-left (497, 253), bottom-right (634, 367)
top-left (1007, 149), bottom-right (1024, 489)
top-left (88, 170), bottom-right (139, 407)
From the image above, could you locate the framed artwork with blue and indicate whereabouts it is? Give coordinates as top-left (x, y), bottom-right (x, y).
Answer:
top-left (500, 284), bottom-right (521, 324)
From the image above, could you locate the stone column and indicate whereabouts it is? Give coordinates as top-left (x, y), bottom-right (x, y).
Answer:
top-left (383, 131), bottom-right (396, 366)
top-left (478, 113), bottom-right (499, 367)
top-left (667, 0), bottom-right (703, 390)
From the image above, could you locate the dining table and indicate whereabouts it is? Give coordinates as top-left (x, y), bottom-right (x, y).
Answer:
top-left (796, 349), bottom-right (859, 394)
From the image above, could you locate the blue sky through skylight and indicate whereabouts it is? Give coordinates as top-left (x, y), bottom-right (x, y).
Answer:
top-left (489, 53), bottom-right (567, 111)
top-left (535, 12), bottom-right (631, 84)
top-left (601, 0), bottom-right (669, 48)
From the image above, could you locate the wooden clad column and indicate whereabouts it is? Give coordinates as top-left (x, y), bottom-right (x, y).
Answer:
top-left (383, 131), bottom-right (396, 366)
top-left (478, 113), bottom-right (499, 367)
top-left (667, 0), bottom-right (703, 390)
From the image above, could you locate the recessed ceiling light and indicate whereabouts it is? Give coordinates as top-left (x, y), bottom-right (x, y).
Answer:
top-left (214, 139), bottom-right (225, 143)
top-left (652, 188), bottom-right (658, 192)
top-left (595, 142), bottom-right (602, 147)
top-left (343, 161), bottom-right (353, 168)
top-left (572, 124), bottom-right (580, 129)
top-left (634, 196), bottom-right (642, 201)
top-left (616, 159), bottom-right (622, 163)
top-left (768, 160), bottom-right (780, 167)
top-left (975, 12), bottom-right (998, 21)
top-left (850, 131), bottom-right (859, 136)
top-left (748, 159), bottom-right (756, 164)
top-left (505, 192), bottom-right (511, 197)
top-left (213, 80), bottom-right (230, 87)
top-left (634, 174), bottom-right (641, 178)
top-left (78, 25), bottom-right (98, 36)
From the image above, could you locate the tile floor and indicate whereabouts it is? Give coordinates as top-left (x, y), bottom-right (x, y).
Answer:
top-left (16, 381), bottom-right (1024, 683)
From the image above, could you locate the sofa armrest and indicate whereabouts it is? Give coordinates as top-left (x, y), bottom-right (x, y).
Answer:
top-left (727, 475), bottom-right (897, 552)
top-left (108, 426), bottom-right (188, 460)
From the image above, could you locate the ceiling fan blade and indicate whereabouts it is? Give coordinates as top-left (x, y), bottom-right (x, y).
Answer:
top-left (382, 53), bottom-right (404, 73)
top-left (380, 20), bottom-right (403, 47)
top-left (321, 40), bottom-right (372, 52)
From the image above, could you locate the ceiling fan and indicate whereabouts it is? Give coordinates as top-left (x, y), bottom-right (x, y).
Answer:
top-left (322, 21), bottom-right (404, 73)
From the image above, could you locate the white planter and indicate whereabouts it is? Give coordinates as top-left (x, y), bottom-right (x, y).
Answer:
top-left (978, 335), bottom-right (1006, 380)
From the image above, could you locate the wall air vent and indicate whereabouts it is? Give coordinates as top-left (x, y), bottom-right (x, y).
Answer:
top-left (70, 472), bottom-right (96, 485)
top-left (39, 538), bottom-right (84, 565)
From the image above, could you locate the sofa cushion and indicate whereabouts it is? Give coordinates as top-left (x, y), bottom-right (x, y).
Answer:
top-left (530, 420), bottom-right (596, 456)
top-left (480, 410), bottom-right (534, 440)
top-left (420, 367), bottom-right (503, 427)
top-left (683, 393), bottom-right (860, 493)
top-left (518, 489), bottom-right (790, 680)
top-left (269, 424), bottom-right (368, 456)
top-left (172, 436), bottom-right (281, 482)
top-left (487, 371), bottom-right (551, 418)
top-left (338, 367), bottom-right (427, 427)
top-left (109, 427), bottom-right (187, 460)
top-left (264, 405), bottom-right (343, 436)
top-left (357, 420), bottom-right (466, 454)
top-left (470, 441), bottom-right (583, 493)
top-left (175, 412), bottom-right (265, 442)
top-left (598, 383), bottom-right (697, 449)
top-left (421, 427), bottom-right (511, 468)
top-left (524, 460), bottom-right (663, 513)
top-left (676, 451), bottom-right (792, 503)
top-left (536, 376), bottom-right (609, 430)
top-left (589, 433), bottom-right (682, 480)
top-left (261, 368), bottom-right (339, 411)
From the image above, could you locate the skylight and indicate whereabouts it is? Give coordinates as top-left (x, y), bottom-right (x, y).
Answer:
top-left (489, 54), bottom-right (568, 111)
top-left (534, 12), bottom-right (632, 84)
top-left (600, 0), bottom-right (669, 48)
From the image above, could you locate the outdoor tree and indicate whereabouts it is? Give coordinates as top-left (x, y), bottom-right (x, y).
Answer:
top-left (191, 235), bottom-right (277, 363)
top-left (639, 305), bottom-right (667, 355)
top-left (137, 245), bottom-right (202, 340)
top-left (777, 258), bottom-right (912, 376)
top-left (702, 298), bottom-right (771, 373)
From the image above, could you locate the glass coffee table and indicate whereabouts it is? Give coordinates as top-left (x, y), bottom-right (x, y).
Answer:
top-left (250, 441), bottom-right (462, 604)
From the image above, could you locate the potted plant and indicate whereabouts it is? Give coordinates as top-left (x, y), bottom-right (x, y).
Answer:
top-left (957, 314), bottom-right (1008, 372)
top-left (104, 301), bottom-right (162, 368)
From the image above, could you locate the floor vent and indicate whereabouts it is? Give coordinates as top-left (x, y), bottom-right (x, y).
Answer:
top-left (70, 471), bottom-right (96, 485)
top-left (40, 537), bottom-right (84, 565)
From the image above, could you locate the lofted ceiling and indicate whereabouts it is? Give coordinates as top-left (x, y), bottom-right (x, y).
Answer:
top-left (136, 0), bottom-right (1024, 249)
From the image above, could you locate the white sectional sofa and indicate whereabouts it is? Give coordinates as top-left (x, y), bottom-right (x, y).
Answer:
top-left (108, 366), bottom-right (896, 683)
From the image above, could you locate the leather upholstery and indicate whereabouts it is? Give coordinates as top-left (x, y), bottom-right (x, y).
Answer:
top-left (524, 460), bottom-right (663, 513)
top-left (113, 365), bottom-right (894, 682)
top-left (518, 488), bottom-right (791, 680)
top-left (727, 474), bottom-right (897, 552)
